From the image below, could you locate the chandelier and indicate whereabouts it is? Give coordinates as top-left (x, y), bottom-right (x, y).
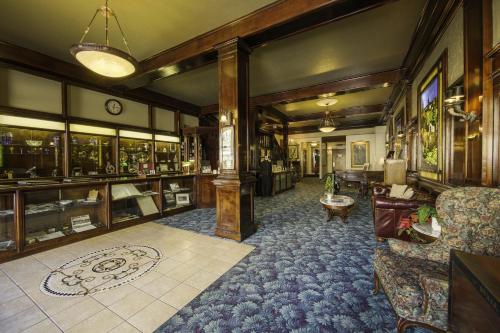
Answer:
top-left (70, 0), bottom-right (138, 78)
top-left (317, 98), bottom-right (337, 133)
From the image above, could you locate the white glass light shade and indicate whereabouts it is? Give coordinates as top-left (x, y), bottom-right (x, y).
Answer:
top-left (70, 44), bottom-right (137, 78)
top-left (70, 123), bottom-right (116, 136)
top-left (119, 130), bottom-right (152, 140)
top-left (155, 134), bottom-right (180, 143)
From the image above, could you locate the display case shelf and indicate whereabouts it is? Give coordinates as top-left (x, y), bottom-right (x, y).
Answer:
top-left (161, 175), bottom-right (195, 214)
top-left (111, 179), bottom-right (161, 224)
top-left (0, 192), bottom-right (16, 256)
top-left (23, 184), bottom-right (107, 247)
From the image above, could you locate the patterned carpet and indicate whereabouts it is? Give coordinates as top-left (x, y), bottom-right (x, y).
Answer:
top-left (155, 179), bottom-right (424, 332)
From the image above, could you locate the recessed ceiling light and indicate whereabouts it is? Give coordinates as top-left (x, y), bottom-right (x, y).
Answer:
top-left (316, 98), bottom-right (338, 107)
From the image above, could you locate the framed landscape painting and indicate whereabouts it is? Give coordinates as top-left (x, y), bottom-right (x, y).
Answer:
top-left (351, 141), bottom-right (369, 168)
top-left (418, 60), bottom-right (444, 181)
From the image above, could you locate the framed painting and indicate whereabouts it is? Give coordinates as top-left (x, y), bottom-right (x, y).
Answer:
top-left (418, 58), bottom-right (444, 181)
top-left (351, 141), bottom-right (369, 168)
top-left (288, 145), bottom-right (299, 160)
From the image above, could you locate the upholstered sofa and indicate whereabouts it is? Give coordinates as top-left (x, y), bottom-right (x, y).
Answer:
top-left (371, 185), bottom-right (434, 241)
top-left (373, 187), bottom-right (500, 332)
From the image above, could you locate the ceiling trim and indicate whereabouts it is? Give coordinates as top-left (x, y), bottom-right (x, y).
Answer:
top-left (289, 104), bottom-right (385, 122)
top-left (0, 41), bottom-right (200, 116)
top-left (122, 0), bottom-right (394, 89)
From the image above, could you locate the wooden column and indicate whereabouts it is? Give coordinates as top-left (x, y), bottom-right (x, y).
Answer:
top-left (283, 121), bottom-right (289, 167)
top-left (213, 38), bottom-right (256, 241)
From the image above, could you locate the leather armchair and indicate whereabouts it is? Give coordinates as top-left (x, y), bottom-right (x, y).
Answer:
top-left (371, 185), bottom-right (434, 241)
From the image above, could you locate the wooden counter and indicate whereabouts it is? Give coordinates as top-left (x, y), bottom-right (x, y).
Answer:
top-left (272, 171), bottom-right (294, 195)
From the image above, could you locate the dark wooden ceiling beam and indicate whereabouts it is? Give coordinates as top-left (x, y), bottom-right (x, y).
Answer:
top-left (251, 69), bottom-right (403, 106)
top-left (260, 105), bottom-right (288, 123)
top-left (288, 122), bottom-right (379, 134)
top-left (122, 0), bottom-right (394, 88)
top-left (202, 69), bottom-right (402, 117)
top-left (289, 104), bottom-right (385, 121)
top-left (0, 41), bottom-right (200, 116)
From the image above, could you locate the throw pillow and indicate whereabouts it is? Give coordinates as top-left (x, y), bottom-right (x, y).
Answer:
top-left (402, 188), bottom-right (415, 200)
top-left (389, 184), bottom-right (408, 198)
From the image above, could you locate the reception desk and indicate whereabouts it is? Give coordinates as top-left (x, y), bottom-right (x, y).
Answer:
top-left (272, 171), bottom-right (294, 195)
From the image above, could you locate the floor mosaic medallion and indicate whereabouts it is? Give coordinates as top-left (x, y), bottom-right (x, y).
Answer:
top-left (40, 245), bottom-right (162, 297)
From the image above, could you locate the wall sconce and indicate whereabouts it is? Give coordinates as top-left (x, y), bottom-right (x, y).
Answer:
top-left (444, 86), bottom-right (476, 122)
top-left (397, 130), bottom-right (405, 138)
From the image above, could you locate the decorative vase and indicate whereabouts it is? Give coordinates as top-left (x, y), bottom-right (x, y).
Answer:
top-left (326, 192), bottom-right (332, 201)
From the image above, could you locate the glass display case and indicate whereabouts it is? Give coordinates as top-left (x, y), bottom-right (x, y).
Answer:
top-left (161, 175), bottom-right (195, 212)
top-left (0, 192), bottom-right (15, 253)
top-left (118, 131), bottom-right (153, 175)
top-left (111, 179), bottom-right (160, 224)
top-left (155, 134), bottom-right (180, 174)
top-left (181, 135), bottom-right (197, 174)
top-left (24, 183), bottom-right (106, 246)
top-left (0, 122), bottom-right (65, 179)
top-left (69, 124), bottom-right (117, 176)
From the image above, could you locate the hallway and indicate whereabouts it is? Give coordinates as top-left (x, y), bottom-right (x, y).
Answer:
top-left (156, 180), bottom-right (398, 332)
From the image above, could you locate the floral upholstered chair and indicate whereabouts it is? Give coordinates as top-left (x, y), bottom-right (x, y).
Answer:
top-left (373, 187), bottom-right (500, 332)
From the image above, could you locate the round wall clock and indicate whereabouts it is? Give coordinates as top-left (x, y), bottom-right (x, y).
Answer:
top-left (105, 99), bottom-right (123, 115)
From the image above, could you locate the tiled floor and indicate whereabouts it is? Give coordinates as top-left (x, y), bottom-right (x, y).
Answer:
top-left (0, 222), bottom-right (254, 333)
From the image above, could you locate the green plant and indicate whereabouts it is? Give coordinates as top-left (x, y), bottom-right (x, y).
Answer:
top-left (416, 204), bottom-right (438, 224)
top-left (324, 175), bottom-right (333, 193)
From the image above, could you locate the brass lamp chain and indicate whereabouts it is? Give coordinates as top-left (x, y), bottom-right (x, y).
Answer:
top-left (78, 0), bottom-right (133, 55)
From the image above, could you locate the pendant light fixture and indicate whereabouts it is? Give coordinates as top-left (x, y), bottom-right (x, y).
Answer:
top-left (317, 99), bottom-right (338, 133)
top-left (70, 0), bottom-right (138, 78)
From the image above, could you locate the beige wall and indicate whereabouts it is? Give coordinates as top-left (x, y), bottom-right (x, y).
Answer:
top-left (180, 114), bottom-right (199, 128)
top-left (0, 68), bottom-right (62, 114)
top-left (68, 86), bottom-right (149, 128)
top-left (494, 0), bottom-right (500, 46)
top-left (411, 6), bottom-right (464, 118)
top-left (154, 107), bottom-right (176, 132)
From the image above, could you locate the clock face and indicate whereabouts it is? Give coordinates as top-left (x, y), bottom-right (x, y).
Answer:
top-left (105, 99), bottom-right (123, 115)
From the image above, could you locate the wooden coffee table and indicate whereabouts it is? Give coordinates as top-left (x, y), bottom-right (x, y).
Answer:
top-left (320, 195), bottom-right (355, 223)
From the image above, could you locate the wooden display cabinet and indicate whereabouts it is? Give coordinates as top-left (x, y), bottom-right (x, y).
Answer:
top-left (22, 182), bottom-right (108, 253)
top-left (161, 175), bottom-right (196, 215)
top-left (110, 178), bottom-right (161, 226)
top-left (118, 137), bottom-right (154, 175)
top-left (0, 191), bottom-right (16, 261)
top-left (155, 139), bottom-right (181, 174)
top-left (69, 132), bottom-right (116, 176)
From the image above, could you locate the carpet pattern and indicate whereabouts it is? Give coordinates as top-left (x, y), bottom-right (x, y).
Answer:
top-left (40, 245), bottom-right (162, 297)
top-left (155, 179), bottom-right (423, 332)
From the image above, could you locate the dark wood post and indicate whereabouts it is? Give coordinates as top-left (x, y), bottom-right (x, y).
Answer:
top-left (283, 121), bottom-right (289, 167)
top-left (213, 38), bottom-right (256, 241)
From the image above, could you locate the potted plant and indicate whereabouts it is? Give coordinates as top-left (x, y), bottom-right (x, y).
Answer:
top-left (324, 175), bottom-right (333, 201)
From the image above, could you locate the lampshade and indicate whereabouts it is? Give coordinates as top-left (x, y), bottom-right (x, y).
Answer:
top-left (70, 43), bottom-right (137, 78)
top-left (71, 1), bottom-right (138, 78)
top-left (318, 111), bottom-right (336, 132)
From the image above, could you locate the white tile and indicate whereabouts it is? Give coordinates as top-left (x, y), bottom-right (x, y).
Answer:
top-left (51, 297), bottom-right (104, 330)
top-left (159, 283), bottom-right (201, 310)
top-left (21, 319), bottom-right (61, 333)
top-left (163, 263), bottom-right (200, 282)
top-left (185, 270), bottom-right (220, 290)
top-left (108, 321), bottom-right (141, 333)
top-left (108, 289), bottom-right (155, 319)
top-left (154, 258), bottom-right (183, 275)
top-left (66, 309), bottom-right (123, 333)
top-left (130, 271), bottom-right (163, 289)
top-left (0, 274), bottom-right (25, 304)
top-left (25, 287), bottom-right (87, 317)
top-left (0, 295), bottom-right (35, 321)
top-left (128, 300), bottom-right (177, 333)
top-left (138, 275), bottom-right (181, 298)
top-left (0, 305), bottom-right (46, 333)
top-left (91, 284), bottom-right (138, 307)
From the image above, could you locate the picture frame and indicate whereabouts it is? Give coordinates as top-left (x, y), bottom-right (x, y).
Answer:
top-left (175, 193), bottom-right (190, 205)
top-left (351, 141), bottom-right (370, 168)
top-left (288, 145), bottom-right (299, 160)
top-left (169, 183), bottom-right (180, 192)
top-left (417, 54), bottom-right (445, 181)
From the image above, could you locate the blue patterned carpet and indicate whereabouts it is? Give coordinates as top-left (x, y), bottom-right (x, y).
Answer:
top-left (155, 179), bottom-right (414, 332)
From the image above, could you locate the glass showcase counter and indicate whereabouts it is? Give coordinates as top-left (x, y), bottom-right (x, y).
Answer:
top-left (24, 183), bottom-right (107, 247)
top-left (69, 133), bottom-right (116, 176)
top-left (161, 175), bottom-right (195, 213)
top-left (0, 192), bottom-right (16, 258)
top-left (111, 179), bottom-right (161, 224)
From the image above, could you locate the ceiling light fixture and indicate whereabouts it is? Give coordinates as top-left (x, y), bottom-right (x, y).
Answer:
top-left (70, 0), bottom-right (138, 78)
top-left (317, 99), bottom-right (337, 133)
